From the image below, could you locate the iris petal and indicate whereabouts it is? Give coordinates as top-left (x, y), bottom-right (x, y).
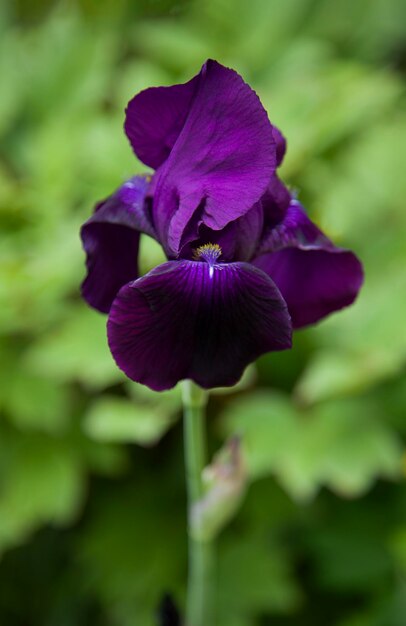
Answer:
top-left (272, 126), bottom-right (287, 167)
top-left (107, 260), bottom-right (292, 391)
top-left (81, 175), bottom-right (153, 313)
top-left (253, 202), bottom-right (364, 328)
top-left (179, 201), bottom-right (264, 263)
top-left (150, 60), bottom-right (276, 255)
top-left (260, 175), bottom-right (291, 234)
top-left (125, 74), bottom-right (199, 169)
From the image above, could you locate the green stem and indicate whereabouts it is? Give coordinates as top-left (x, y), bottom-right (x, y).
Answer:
top-left (182, 380), bottom-right (214, 626)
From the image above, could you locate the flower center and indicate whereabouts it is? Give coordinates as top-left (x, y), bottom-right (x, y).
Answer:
top-left (193, 243), bottom-right (222, 278)
top-left (194, 243), bottom-right (222, 263)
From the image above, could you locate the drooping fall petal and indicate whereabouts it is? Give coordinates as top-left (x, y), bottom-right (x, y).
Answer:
top-left (253, 201), bottom-right (364, 328)
top-left (107, 258), bottom-right (291, 390)
top-left (81, 175), bottom-right (153, 313)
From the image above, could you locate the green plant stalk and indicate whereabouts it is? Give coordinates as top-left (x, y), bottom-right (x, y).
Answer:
top-left (182, 380), bottom-right (214, 626)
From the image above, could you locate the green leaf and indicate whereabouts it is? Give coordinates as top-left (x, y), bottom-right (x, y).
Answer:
top-left (24, 306), bottom-right (122, 390)
top-left (294, 350), bottom-right (399, 405)
top-left (221, 392), bottom-right (298, 481)
top-left (4, 370), bottom-right (70, 434)
top-left (83, 395), bottom-right (178, 446)
top-left (77, 480), bottom-right (185, 626)
top-left (218, 531), bottom-right (301, 625)
top-left (222, 392), bottom-right (402, 501)
top-left (0, 430), bottom-right (84, 554)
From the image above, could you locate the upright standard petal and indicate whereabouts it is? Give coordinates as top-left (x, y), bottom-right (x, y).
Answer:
top-left (125, 74), bottom-right (199, 169)
top-left (253, 201), bottom-right (364, 328)
top-left (81, 175), bottom-right (154, 314)
top-left (150, 60), bottom-right (276, 255)
top-left (107, 259), bottom-right (292, 391)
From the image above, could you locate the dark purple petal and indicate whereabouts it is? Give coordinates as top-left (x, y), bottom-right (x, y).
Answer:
top-left (107, 259), bottom-right (292, 391)
top-left (253, 202), bottom-right (364, 328)
top-left (125, 75), bottom-right (199, 169)
top-left (151, 60), bottom-right (276, 255)
top-left (257, 199), bottom-right (330, 255)
top-left (257, 199), bottom-right (358, 256)
top-left (272, 126), bottom-right (287, 167)
top-left (206, 202), bottom-right (264, 262)
top-left (179, 202), bottom-right (264, 263)
top-left (259, 175), bottom-right (291, 237)
top-left (81, 175), bottom-right (154, 314)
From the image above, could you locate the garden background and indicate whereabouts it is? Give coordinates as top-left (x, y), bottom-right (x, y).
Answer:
top-left (0, 0), bottom-right (405, 624)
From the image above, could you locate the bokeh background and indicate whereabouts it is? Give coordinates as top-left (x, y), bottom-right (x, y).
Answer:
top-left (1, 0), bottom-right (406, 624)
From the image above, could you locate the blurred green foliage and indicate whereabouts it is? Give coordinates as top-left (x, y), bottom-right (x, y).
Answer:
top-left (0, 0), bottom-right (405, 624)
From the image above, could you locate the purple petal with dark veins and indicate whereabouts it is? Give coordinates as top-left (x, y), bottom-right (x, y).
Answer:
top-left (253, 201), bottom-right (364, 328)
top-left (151, 60), bottom-right (276, 255)
top-left (107, 259), bottom-right (292, 391)
top-left (81, 175), bottom-right (154, 314)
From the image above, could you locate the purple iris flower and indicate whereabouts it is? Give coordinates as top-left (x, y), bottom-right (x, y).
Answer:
top-left (80, 60), bottom-right (363, 391)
